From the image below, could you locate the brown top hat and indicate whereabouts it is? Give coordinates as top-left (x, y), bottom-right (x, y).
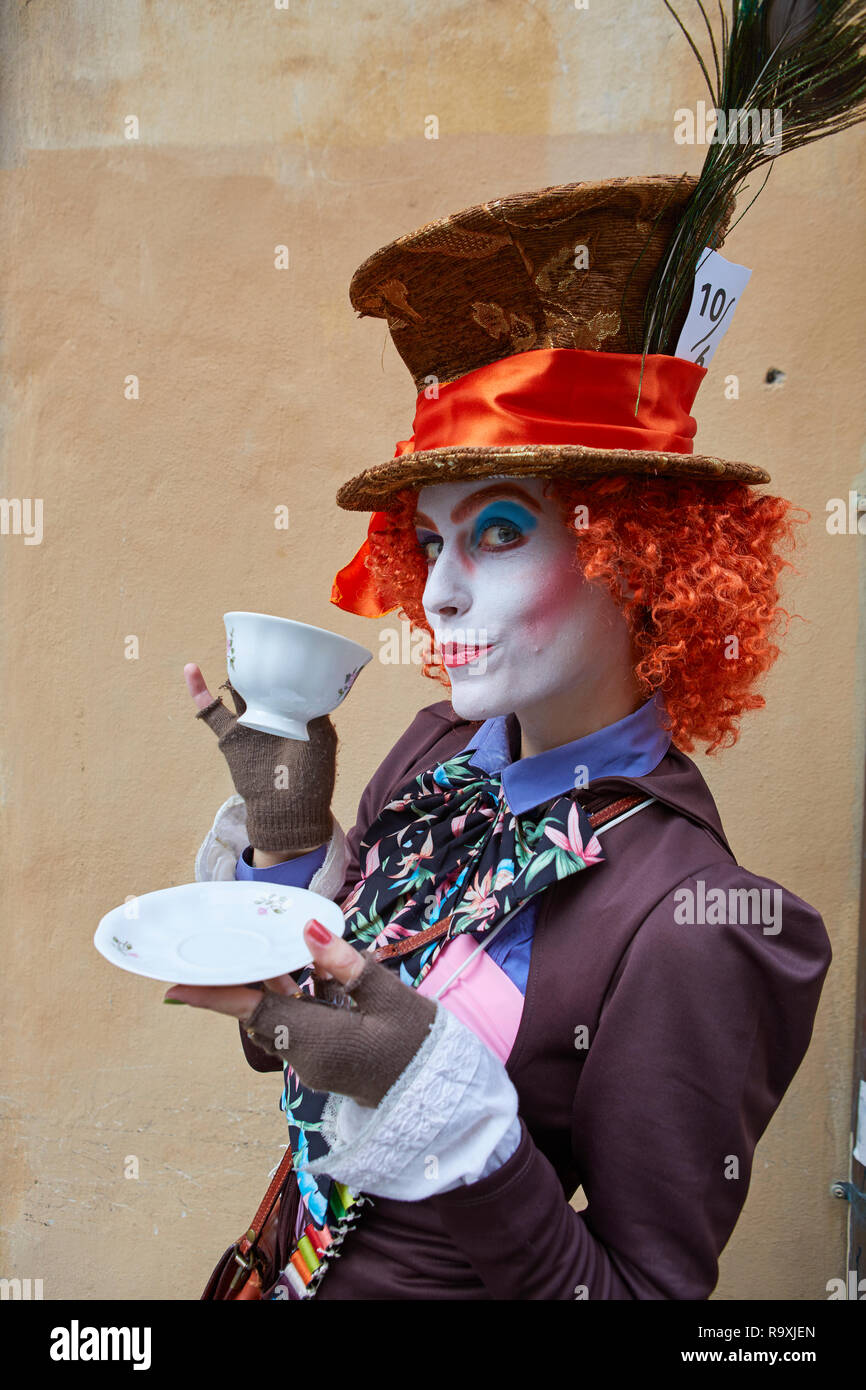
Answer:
top-left (335, 174), bottom-right (769, 513)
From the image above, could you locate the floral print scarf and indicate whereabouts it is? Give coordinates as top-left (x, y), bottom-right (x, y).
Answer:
top-left (277, 745), bottom-right (606, 1252)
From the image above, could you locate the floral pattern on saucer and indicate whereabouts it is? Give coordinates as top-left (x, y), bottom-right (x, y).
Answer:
top-left (112, 935), bottom-right (139, 958)
top-left (255, 892), bottom-right (291, 916)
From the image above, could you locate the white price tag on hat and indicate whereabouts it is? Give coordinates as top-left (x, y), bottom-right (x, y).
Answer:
top-left (674, 247), bottom-right (752, 368)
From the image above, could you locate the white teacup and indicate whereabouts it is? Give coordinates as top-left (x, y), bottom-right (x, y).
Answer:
top-left (223, 611), bottom-right (373, 740)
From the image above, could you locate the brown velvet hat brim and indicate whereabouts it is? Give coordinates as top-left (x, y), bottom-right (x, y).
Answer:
top-left (335, 445), bottom-right (770, 510)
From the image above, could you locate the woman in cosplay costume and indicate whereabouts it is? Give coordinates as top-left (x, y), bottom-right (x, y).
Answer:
top-left (172, 3), bottom-right (866, 1299)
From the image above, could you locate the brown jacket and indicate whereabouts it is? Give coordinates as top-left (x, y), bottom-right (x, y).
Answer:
top-left (240, 700), bottom-right (832, 1300)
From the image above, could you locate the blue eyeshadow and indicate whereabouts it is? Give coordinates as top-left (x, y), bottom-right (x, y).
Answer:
top-left (414, 500), bottom-right (538, 549)
top-left (472, 501), bottom-right (538, 538)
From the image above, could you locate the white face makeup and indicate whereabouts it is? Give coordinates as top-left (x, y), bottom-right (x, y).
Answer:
top-left (414, 475), bottom-right (635, 727)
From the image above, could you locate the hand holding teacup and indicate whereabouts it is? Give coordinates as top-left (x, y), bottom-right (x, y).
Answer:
top-left (186, 612), bottom-right (372, 858)
top-left (222, 611), bottom-right (372, 742)
top-left (186, 664), bottom-right (338, 855)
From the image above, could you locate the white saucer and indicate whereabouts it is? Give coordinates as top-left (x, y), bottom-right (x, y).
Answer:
top-left (94, 881), bottom-right (346, 984)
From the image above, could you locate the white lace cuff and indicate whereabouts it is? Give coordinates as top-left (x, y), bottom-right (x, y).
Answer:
top-left (194, 793), bottom-right (349, 900)
top-left (302, 1003), bottom-right (521, 1200)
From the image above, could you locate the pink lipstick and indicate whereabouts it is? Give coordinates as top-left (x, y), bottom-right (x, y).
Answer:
top-left (441, 641), bottom-right (493, 668)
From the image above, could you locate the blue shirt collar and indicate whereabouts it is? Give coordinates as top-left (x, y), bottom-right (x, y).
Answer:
top-left (460, 690), bottom-right (671, 815)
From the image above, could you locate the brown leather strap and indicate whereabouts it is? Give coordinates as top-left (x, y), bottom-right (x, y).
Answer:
top-left (587, 794), bottom-right (645, 829)
top-left (236, 1144), bottom-right (294, 1259)
top-left (374, 916), bottom-right (453, 963)
top-left (373, 793), bottom-right (645, 963)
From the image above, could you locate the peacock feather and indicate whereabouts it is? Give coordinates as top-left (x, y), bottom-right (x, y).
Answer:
top-left (640, 0), bottom-right (866, 364)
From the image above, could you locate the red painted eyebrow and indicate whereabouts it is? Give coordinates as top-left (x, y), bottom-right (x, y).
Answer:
top-left (413, 483), bottom-right (541, 531)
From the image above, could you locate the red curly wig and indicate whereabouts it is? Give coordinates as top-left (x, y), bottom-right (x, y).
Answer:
top-left (365, 475), bottom-right (805, 754)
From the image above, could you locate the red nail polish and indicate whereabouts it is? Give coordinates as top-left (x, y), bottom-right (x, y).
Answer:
top-left (307, 920), bottom-right (331, 945)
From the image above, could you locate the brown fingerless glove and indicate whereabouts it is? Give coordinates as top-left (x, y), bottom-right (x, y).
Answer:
top-left (196, 679), bottom-right (337, 853)
top-left (242, 954), bottom-right (438, 1110)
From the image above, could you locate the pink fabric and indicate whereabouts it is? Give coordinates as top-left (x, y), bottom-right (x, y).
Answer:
top-left (414, 933), bottom-right (524, 1065)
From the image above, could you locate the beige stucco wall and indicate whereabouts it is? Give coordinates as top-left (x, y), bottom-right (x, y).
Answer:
top-left (1, 0), bottom-right (863, 1301)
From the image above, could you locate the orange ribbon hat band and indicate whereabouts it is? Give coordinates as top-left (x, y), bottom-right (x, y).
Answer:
top-left (330, 347), bottom-right (705, 618)
top-left (398, 347), bottom-right (704, 454)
